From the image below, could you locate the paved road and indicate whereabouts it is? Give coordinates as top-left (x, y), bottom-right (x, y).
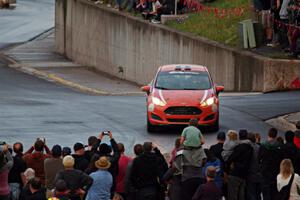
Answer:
top-left (1, 58), bottom-right (300, 154)
top-left (1, 0), bottom-right (300, 153)
top-left (0, 0), bottom-right (54, 47)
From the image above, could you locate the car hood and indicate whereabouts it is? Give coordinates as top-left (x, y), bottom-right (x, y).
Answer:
top-left (153, 88), bottom-right (213, 104)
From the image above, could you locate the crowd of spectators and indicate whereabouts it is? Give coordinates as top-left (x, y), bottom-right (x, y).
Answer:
top-left (1, 120), bottom-right (300, 200)
top-left (92, 0), bottom-right (187, 23)
top-left (253, 0), bottom-right (300, 57)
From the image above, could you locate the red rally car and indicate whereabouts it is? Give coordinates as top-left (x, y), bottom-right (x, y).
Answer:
top-left (141, 64), bottom-right (224, 132)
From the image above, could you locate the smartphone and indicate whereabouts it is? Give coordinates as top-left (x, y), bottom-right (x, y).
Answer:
top-left (102, 131), bottom-right (110, 136)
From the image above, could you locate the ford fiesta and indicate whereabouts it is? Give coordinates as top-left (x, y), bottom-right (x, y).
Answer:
top-left (141, 64), bottom-right (224, 132)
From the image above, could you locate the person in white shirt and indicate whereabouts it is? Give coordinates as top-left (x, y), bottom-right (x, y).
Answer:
top-left (277, 159), bottom-right (300, 200)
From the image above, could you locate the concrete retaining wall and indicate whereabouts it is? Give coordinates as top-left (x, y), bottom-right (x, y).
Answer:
top-left (55, 0), bottom-right (300, 92)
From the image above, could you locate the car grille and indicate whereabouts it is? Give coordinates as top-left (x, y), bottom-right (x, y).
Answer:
top-left (164, 106), bottom-right (202, 115)
top-left (167, 118), bottom-right (191, 123)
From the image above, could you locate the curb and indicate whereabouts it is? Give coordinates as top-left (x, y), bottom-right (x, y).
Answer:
top-left (265, 113), bottom-right (299, 132)
top-left (4, 55), bottom-right (144, 96)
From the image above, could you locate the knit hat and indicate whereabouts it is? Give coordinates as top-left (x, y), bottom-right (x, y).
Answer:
top-left (73, 143), bottom-right (85, 152)
top-left (63, 155), bottom-right (74, 168)
top-left (95, 156), bottom-right (111, 169)
top-left (206, 166), bottom-right (216, 179)
top-left (294, 131), bottom-right (300, 149)
top-left (52, 145), bottom-right (62, 157)
top-left (62, 147), bottom-right (71, 156)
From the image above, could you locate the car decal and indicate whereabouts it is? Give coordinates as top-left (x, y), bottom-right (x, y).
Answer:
top-left (200, 90), bottom-right (208, 103)
top-left (158, 89), bottom-right (167, 104)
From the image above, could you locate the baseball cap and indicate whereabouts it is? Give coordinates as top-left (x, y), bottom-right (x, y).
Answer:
top-left (73, 143), bottom-right (85, 152)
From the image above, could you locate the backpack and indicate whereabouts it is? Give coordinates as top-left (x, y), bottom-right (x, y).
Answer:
top-left (275, 174), bottom-right (294, 200)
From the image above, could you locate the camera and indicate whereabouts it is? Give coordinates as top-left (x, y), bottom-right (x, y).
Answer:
top-left (102, 131), bottom-right (110, 136)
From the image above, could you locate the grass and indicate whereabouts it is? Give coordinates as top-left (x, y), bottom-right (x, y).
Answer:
top-left (166, 0), bottom-right (252, 46)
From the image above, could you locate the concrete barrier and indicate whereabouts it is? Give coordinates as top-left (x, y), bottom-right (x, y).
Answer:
top-left (55, 0), bottom-right (300, 92)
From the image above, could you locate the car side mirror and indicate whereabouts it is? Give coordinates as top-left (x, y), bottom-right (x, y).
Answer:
top-left (141, 85), bottom-right (151, 95)
top-left (215, 85), bottom-right (224, 95)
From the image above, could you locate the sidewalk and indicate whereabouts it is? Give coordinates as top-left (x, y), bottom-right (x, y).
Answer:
top-left (4, 29), bottom-right (143, 95)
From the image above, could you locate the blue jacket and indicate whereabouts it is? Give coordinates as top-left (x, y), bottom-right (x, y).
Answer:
top-left (86, 169), bottom-right (112, 200)
top-left (202, 159), bottom-right (223, 189)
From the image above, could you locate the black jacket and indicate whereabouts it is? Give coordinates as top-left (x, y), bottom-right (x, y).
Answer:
top-left (227, 141), bottom-right (253, 179)
top-left (54, 169), bottom-right (93, 199)
top-left (209, 143), bottom-right (224, 163)
top-left (282, 142), bottom-right (300, 174)
top-left (258, 140), bottom-right (283, 182)
top-left (281, 142), bottom-right (298, 164)
top-left (130, 152), bottom-right (160, 189)
top-left (90, 138), bottom-right (120, 198)
top-left (20, 185), bottom-right (47, 200)
top-left (72, 154), bottom-right (89, 172)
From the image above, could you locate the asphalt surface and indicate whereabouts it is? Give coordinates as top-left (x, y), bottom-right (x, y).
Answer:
top-left (1, 58), bottom-right (300, 154)
top-left (0, 0), bottom-right (54, 47)
top-left (1, 0), bottom-right (300, 154)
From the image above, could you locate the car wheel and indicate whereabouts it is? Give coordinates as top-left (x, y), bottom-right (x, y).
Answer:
top-left (147, 115), bottom-right (156, 133)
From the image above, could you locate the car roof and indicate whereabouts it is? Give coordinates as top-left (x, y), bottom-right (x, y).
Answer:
top-left (159, 64), bottom-right (208, 72)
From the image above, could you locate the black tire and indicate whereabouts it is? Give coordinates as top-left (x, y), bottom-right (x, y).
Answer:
top-left (147, 115), bottom-right (156, 133)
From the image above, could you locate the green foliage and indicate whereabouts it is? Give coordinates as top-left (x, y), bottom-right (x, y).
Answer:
top-left (166, 0), bottom-right (251, 46)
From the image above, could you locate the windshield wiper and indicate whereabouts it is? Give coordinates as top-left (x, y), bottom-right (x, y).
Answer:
top-left (181, 88), bottom-right (199, 90)
top-left (155, 87), bottom-right (170, 90)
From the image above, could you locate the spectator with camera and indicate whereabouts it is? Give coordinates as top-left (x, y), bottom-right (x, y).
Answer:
top-left (22, 139), bottom-right (51, 185)
top-left (90, 131), bottom-right (120, 198)
top-left (0, 143), bottom-right (14, 200)
top-left (54, 155), bottom-right (93, 200)
top-left (8, 142), bottom-right (27, 200)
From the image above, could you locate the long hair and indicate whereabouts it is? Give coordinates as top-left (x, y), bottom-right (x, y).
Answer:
top-left (280, 159), bottom-right (294, 179)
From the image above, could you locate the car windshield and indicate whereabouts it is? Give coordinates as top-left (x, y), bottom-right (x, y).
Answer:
top-left (155, 71), bottom-right (212, 90)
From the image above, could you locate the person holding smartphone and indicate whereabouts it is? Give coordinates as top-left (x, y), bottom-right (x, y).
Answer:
top-left (89, 131), bottom-right (121, 199)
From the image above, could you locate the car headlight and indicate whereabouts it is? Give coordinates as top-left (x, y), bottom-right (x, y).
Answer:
top-left (201, 97), bottom-right (215, 107)
top-left (152, 97), bottom-right (166, 107)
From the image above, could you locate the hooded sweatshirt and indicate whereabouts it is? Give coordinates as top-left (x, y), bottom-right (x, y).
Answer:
top-left (23, 151), bottom-right (51, 184)
top-left (227, 140), bottom-right (253, 179)
top-left (0, 151), bottom-right (14, 196)
top-left (259, 140), bottom-right (283, 181)
top-left (222, 140), bottom-right (239, 162)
